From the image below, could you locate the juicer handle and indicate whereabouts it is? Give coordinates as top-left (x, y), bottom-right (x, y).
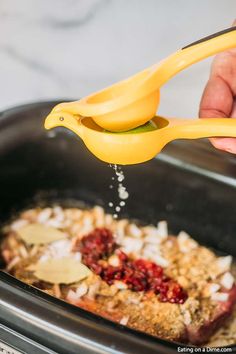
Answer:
top-left (169, 118), bottom-right (236, 141)
top-left (152, 26), bottom-right (236, 87)
top-left (182, 26), bottom-right (236, 50)
top-left (45, 26), bottom-right (236, 121)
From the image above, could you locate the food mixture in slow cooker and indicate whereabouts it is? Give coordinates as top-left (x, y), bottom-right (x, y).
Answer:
top-left (1, 205), bottom-right (236, 346)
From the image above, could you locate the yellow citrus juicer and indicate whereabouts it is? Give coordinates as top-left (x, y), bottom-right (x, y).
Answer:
top-left (45, 26), bottom-right (236, 165)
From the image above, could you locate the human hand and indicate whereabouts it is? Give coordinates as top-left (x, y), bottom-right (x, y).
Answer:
top-left (199, 22), bottom-right (236, 153)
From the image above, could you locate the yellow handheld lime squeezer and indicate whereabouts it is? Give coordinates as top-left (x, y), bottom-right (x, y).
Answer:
top-left (45, 26), bottom-right (236, 165)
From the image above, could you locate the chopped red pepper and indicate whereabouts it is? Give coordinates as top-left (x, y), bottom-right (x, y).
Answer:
top-left (77, 228), bottom-right (187, 304)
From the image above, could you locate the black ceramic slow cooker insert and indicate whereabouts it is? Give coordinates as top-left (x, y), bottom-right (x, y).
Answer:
top-left (0, 101), bottom-right (236, 354)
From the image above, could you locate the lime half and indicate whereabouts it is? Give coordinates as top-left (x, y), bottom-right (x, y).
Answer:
top-left (105, 120), bottom-right (158, 134)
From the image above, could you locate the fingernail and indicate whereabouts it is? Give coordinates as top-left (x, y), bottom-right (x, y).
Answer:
top-left (224, 146), bottom-right (236, 154)
top-left (225, 147), bottom-right (234, 153)
top-left (210, 138), bottom-right (225, 149)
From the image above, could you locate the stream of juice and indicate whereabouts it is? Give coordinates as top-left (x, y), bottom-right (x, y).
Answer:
top-left (108, 164), bottom-right (129, 218)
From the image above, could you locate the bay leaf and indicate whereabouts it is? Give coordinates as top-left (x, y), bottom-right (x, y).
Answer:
top-left (17, 223), bottom-right (66, 245)
top-left (33, 257), bottom-right (91, 284)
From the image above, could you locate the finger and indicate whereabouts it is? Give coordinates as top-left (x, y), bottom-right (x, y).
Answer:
top-left (199, 20), bottom-right (236, 154)
top-left (210, 137), bottom-right (236, 154)
top-left (199, 75), bottom-right (233, 118)
top-left (200, 77), bottom-right (236, 152)
top-left (199, 70), bottom-right (236, 153)
top-left (208, 99), bottom-right (236, 154)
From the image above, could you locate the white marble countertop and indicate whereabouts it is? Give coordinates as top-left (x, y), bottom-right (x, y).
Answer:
top-left (0, 0), bottom-right (235, 118)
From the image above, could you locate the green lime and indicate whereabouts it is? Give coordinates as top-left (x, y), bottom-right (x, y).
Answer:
top-left (104, 121), bottom-right (158, 134)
